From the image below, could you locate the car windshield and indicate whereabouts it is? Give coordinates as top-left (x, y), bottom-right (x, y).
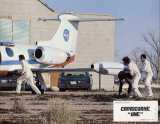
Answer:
top-left (63, 72), bottom-right (87, 76)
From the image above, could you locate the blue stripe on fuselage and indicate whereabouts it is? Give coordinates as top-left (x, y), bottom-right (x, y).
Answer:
top-left (0, 60), bottom-right (39, 65)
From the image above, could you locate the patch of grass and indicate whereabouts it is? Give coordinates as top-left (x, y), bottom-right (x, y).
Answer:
top-left (40, 98), bottom-right (78, 124)
top-left (37, 95), bottom-right (50, 101)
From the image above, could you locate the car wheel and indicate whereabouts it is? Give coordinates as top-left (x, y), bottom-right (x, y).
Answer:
top-left (59, 88), bottom-right (66, 92)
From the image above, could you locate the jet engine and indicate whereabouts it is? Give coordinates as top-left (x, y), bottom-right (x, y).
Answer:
top-left (34, 46), bottom-right (68, 65)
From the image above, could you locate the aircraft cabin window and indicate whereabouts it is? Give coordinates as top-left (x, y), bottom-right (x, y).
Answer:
top-left (6, 47), bottom-right (14, 57)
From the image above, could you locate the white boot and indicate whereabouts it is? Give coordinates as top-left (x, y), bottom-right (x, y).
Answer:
top-left (51, 86), bottom-right (59, 91)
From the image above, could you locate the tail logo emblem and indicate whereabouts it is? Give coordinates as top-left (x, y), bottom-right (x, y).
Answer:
top-left (63, 29), bottom-right (69, 42)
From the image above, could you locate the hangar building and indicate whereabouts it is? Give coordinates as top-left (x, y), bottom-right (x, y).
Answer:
top-left (0, 0), bottom-right (115, 90)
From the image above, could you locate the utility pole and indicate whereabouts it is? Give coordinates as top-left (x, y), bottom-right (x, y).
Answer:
top-left (99, 73), bottom-right (101, 91)
top-left (11, 16), bottom-right (13, 41)
top-left (158, 0), bottom-right (160, 83)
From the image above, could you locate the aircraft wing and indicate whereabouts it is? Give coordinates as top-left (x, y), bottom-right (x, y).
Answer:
top-left (31, 62), bottom-right (124, 76)
top-left (32, 68), bottom-right (93, 73)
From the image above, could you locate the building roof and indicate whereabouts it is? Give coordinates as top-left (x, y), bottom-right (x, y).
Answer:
top-left (38, 0), bottom-right (55, 12)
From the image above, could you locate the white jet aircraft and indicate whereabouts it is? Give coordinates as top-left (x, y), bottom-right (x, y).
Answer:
top-left (0, 13), bottom-right (124, 90)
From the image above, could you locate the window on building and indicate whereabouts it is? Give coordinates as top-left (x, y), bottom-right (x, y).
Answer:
top-left (0, 19), bottom-right (30, 44)
top-left (13, 20), bottom-right (30, 44)
top-left (0, 19), bottom-right (12, 41)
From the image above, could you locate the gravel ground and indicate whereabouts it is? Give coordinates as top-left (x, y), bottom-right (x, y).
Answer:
top-left (0, 90), bottom-right (159, 124)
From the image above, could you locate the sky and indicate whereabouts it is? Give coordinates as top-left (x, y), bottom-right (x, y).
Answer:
top-left (45, 0), bottom-right (159, 60)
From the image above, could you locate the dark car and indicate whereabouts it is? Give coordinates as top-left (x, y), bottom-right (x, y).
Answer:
top-left (58, 72), bottom-right (92, 91)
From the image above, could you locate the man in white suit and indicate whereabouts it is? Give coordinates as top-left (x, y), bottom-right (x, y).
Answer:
top-left (16, 55), bottom-right (41, 94)
top-left (122, 57), bottom-right (142, 97)
top-left (140, 54), bottom-right (153, 97)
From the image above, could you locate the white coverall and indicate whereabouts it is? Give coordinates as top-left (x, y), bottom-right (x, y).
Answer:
top-left (128, 61), bottom-right (142, 97)
top-left (141, 59), bottom-right (153, 97)
top-left (16, 60), bottom-right (41, 94)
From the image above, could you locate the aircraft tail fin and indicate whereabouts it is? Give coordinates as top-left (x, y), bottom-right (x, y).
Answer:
top-left (37, 14), bottom-right (124, 56)
top-left (38, 14), bottom-right (79, 56)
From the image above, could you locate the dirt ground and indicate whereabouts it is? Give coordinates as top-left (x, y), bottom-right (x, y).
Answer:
top-left (0, 90), bottom-right (159, 124)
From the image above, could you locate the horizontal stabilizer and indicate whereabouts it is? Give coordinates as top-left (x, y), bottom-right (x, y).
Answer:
top-left (38, 14), bottom-right (124, 22)
top-left (38, 18), bottom-right (124, 22)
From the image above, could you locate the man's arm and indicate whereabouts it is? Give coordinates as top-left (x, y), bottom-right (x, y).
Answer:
top-left (128, 64), bottom-right (134, 76)
top-left (141, 61), bottom-right (147, 72)
top-left (21, 60), bottom-right (25, 74)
